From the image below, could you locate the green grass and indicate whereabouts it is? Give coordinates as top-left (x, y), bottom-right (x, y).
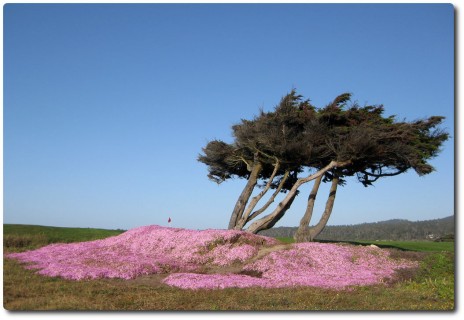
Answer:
top-left (3, 224), bottom-right (455, 311)
top-left (276, 237), bottom-right (455, 252)
top-left (355, 240), bottom-right (454, 252)
top-left (3, 224), bottom-right (125, 252)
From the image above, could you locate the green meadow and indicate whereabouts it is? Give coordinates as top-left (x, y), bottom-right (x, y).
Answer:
top-left (276, 237), bottom-right (454, 252)
top-left (3, 224), bottom-right (454, 311)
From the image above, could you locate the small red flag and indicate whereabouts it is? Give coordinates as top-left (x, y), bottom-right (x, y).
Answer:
top-left (168, 217), bottom-right (171, 223)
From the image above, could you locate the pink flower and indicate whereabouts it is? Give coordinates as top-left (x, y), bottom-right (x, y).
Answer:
top-left (6, 225), bottom-right (418, 289)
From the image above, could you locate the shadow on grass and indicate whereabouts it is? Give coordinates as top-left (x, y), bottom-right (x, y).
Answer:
top-left (315, 239), bottom-right (410, 251)
top-left (276, 238), bottom-right (454, 252)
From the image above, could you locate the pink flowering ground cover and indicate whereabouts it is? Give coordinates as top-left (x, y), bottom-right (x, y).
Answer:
top-left (163, 243), bottom-right (418, 290)
top-left (6, 225), bottom-right (277, 280)
top-left (6, 225), bottom-right (418, 290)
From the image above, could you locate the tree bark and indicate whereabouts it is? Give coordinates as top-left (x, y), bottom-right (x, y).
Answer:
top-left (245, 171), bottom-right (290, 223)
top-left (246, 160), bottom-right (349, 234)
top-left (307, 175), bottom-right (339, 241)
top-left (227, 160), bottom-right (263, 229)
top-left (246, 192), bottom-right (297, 234)
top-left (234, 161), bottom-right (280, 230)
top-left (293, 175), bottom-right (323, 242)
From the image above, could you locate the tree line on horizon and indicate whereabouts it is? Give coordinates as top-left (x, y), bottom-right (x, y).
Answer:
top-left (198, 90), bottom-right (449, 241)
top-left (258, 216), bottom-right (454, 241)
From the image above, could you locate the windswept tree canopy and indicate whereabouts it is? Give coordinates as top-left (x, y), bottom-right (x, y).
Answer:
top-left (197, 140), bottom-right (250, 184)
top-left (199, 91), bottom-right (312, 191)
top-left (313, 100), bottom-right (449, 186)
top-left (198, 90), bottom-right (449, 233)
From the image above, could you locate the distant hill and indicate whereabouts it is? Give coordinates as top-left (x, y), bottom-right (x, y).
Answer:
top-left (258, 216), bottom-right (454, 241)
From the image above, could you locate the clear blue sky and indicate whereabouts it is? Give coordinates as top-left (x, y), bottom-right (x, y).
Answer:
top-left (3, 3), bottom-right (454, 230)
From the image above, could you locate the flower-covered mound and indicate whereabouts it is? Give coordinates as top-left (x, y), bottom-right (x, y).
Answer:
top-left (164, 243), bottom-right (418, 290)
top-left (6, 225), bottom-right (418, 290)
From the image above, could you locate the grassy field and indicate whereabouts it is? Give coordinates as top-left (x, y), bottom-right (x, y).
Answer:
top-left (276, 237), bottom-right (455, 252)
top-left (3, 224), bottom-right (125, 251)
top-left (3, 224), bottom-right (455, 311)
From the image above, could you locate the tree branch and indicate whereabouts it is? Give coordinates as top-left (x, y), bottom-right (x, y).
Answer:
top-left (235, 160), bottom-right (281, 229)
top-left (361, 167), bottom-right (408, 178)
top-left (246, 160), bottom-right (351, 233)
top-left (246, 170), bottom-right (290, 223)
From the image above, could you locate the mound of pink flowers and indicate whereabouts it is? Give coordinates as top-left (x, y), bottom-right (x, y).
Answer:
top-left (6, 225), bottom-right (277, 280)
top-left (164, 243), bottom-right (418, 290)
top-left (6, 225), bottom-right (418, 290)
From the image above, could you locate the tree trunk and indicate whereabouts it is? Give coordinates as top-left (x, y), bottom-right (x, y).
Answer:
top-left (234, 161), bottom-right (280, 230)
top-left (293, 175), bottom-right (323, 242)
top-left (245, 170), bottom-right (290, 223)
top-left (246, 160), bottom-right (347, 234)
top-left (246, 192), bottom-right (297, 234)
top-left (227, 161), bottom-right (263, 229)
top-left (308, 176), bottom-right (339, 241)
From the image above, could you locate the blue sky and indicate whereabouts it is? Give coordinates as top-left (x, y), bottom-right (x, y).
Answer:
top-left (3, 3), bottom-right (454, 230)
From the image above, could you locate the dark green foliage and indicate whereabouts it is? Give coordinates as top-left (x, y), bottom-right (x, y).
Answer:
top-left (198, 89), bottom-right (449, 231)
top-left (197, 140), bottom-right (250, 184)
top-left (200, 89), bottom-right (448, 188)
top-left (313, 95), bottom-right (449, 186)
top-left (435, 234), bottom-right (455, 242)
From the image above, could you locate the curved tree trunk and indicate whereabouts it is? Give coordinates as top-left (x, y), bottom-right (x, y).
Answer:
top-left (246, 192), bottom-right (297, 234)
top-left (234, 161), bottom-right (280, 230)
top-left (245, 171), bottom-right (290, 224)
top-left (293, 175), bottom-right (323, 242)
top-left (246, 160), bottom-right (348, 234)
top-left (227, 161), bottom-right (263, 229)
top-left (307, 176), bottom-right (339, 241)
